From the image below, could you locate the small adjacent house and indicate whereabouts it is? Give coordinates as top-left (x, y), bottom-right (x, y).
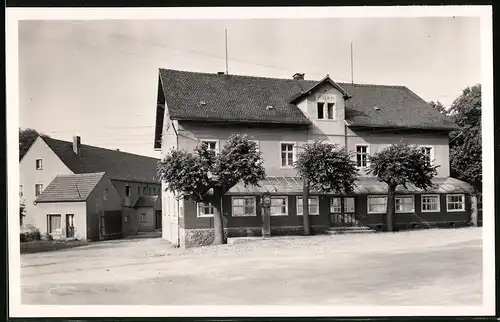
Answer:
top-left (153, 69), bottom-right (474, 248)
top-left (20, 135), bottom-right (162, 240)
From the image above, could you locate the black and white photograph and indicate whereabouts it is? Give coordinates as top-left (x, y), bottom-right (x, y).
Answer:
top-left (6, 6), bottom-right (494, 318)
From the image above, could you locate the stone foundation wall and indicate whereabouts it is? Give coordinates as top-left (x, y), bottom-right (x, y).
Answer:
top-left (179, 225), bottom-right (328, 248)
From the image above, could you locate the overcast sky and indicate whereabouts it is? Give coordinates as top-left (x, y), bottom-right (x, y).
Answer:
top-left (18, 17), bottom-right (481, 158)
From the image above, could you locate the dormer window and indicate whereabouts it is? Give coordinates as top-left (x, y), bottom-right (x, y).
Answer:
top-left (316, 102), bottom-right (335, 120)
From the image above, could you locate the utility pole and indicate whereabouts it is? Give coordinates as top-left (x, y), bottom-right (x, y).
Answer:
top-left (225, 29), bottom-right (229, 74)
top-left (350, 42), bottom-right (354, 85)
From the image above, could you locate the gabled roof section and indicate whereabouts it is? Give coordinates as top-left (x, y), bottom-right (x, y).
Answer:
top-left (41, 137), bottom-right (161, 183)
top-left (157, 69), bottom-right (457, 132)
top-left (289, 75), bottom-right (352, 104)
top-left (134, 195), bottom-right (161, 210)
top-left (36, 172), bottom-right (105, 203)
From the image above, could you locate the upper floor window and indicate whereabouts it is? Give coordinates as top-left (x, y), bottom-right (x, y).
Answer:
top-left (35, 159), bottom-right (43, 170)
top-left (201, 140), bottom-right (218, 153)
top-left (356, 145), bottom-right (369, 168)
top-left (281, 143), bottom-right (295, 168)
top-left (141, 213), bottom-right (147, 222)
top-left (125, 185), bottom-right (131, 197)
top-left (137, 186), bottom-right (141, 196)
top-left (420, 146), bottom-right (433, 166)
top-left (317, 102), bottom-right (335, 120)
top-left (35, 184), bottom-right (43, 197)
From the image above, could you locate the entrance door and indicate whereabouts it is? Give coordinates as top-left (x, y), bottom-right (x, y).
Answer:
top-left (155, 210), bottom-right (162, 230)
top-left (66, 214), bottom-right (75, 238)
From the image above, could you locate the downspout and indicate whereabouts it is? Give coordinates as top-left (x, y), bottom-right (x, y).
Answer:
top-left (171, 121), bottom-right (181, 247)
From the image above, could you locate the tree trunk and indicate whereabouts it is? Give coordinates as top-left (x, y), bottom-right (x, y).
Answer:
top-left (303, 180), bottom-right (311, 236)
top-left (386, 185), bottom-right (396, 232)
top-left (212, 197), bottom-right (226, 245)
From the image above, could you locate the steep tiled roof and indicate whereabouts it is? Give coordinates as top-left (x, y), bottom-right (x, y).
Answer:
top-left (36, 172), bottom-right (105, 203)
top-left (158, 69), bottom-right (457, 131)
top-left (134, 195), bottom-right (161, 209)
top-left (42, 137), bottom-right (161, 183)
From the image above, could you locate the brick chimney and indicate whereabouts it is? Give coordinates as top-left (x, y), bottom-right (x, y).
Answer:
top-left (73, 136), bottom-right (81, 155)
top-left (293, 73), bottom-right (305, 80)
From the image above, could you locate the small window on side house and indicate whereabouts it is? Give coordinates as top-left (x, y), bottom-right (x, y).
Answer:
top-left (141, 213), bottom-right (147, 222)
top-left (201, 140), bottom-right (218, 153)
top-left (104, 188), bottom-right (108, 200)
top-left (35, 184), bottom-right (43, 197)
top-left (125, 186), bottom-right (131, 197)
top-left (35, 159), bottom-right (43, 170)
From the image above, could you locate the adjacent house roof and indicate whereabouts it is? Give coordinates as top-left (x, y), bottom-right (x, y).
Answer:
top-left (41, 137), bottom-right (161, 183)
top-left (36, 172), bottom-right (105, 203)
top-left (227, 176), bottom-right (474, 195)
top-left (157, 69), bottom-right (457, 131)
top-left (134, 195), bottom-right (161, 210)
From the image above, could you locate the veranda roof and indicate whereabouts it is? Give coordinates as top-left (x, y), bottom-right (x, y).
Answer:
top-left (227, 176), bottom-right (473, 195)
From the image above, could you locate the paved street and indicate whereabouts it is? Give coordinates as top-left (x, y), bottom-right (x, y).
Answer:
top-left (21, 227), bottom-right (482, 306)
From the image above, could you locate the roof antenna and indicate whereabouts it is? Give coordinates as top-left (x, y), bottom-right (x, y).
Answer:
top-left (350, 42), bottom-right (354, 85)
top-left (225, 29), bottom-right (229, 75)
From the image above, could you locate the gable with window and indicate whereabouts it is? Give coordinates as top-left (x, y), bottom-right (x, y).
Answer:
top-left (395, 195), bottom-right (415, 213)
top-left (356, 145), bottom-right (369, 168)
top-left (447, 194), bottom-right (465, 212)
top-left (197, 202), bottom-right (215, 217)
top-left (270, 196), bottom-right (288, 216)
top-left (281, 142), bottom-right (295, 168)
top-left (296, 196), bottom-right (319, 215)
top-left (232, 197), bottom-right (256, 217)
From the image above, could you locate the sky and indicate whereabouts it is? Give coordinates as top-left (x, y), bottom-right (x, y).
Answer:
top-left (18, 17), bottom-right (481, 158)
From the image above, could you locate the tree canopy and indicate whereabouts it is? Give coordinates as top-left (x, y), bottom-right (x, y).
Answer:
top-left (295, 140), bottom-right (358, 235)
top-left (157, 134), bottom-right (266, 244)
top-left (368, 141), bottom-right (439, 231)
top-left (428, 100), bottom-right (448, 115)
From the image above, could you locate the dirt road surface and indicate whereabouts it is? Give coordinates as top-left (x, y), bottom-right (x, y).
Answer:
top-left (21, 227), bottom-right (482, 305)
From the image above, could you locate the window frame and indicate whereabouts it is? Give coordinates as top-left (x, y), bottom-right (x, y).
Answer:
top-left (47, 214), bottom-right (62, 234)
top-left (355, 144), bottom-right (370, 168)
top-left (296, 196), bottom-right (320, 216)
top-left (197, 202), bottom-right (215, 218)
top-left (35, 158), bottom-right (43, 170)
top-left (419, 145), bottom-right (435, 166)
top-left (103, 188), bottom-right (108, 200)
top-left (326, 102), bottom-right (335, 120)
top-left (446, 194), bottom-right (465, 212)
top-left (280, 141), bottom-right (297, 168)
top-left (125, 185), bottom-right (131, 197)
top-left (344, 197), bottom-right (355, 213)
top-left (395, 195), bottom-right (415, 213)
top-left (330, 197), bottom-right (342, 213)
top-left (35, 184), bottom-right (43, 197)
top-left (231, 196), bottom-right (257, 217)
top-left (421, 194), bottom-right (441, 213)
top-left (270, 196), bottom-right (288, 216)
top-left (367, 195), bottom-right (387, 214)
top-left (141, 213), bottom-right (147, 222)
top-left (317, 102), bottom-right (325, 119)
top-left (201, 139), bottom-right (220, 154)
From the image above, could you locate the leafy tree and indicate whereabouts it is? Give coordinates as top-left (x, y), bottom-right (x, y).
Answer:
top-left (368, 142), bottom-right (439, 232)
top-left (448, 85), bottom-right (482, 192)
top-left (157, 134), bottom-right (266, 245)
top-left (294, 140), bottom-right (358, 235)
top-left (429, 100), bottom-right (448, 115)
top-left (19, 128), bottom-right (50, 160)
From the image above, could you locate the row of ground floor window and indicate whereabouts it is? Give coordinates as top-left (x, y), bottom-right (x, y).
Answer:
top-left (169, 193), bottom-right (472, 247)
top-left (196, 193), bottom-right (468, 218)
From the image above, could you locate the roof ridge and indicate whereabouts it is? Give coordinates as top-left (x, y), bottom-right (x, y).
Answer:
top-left (43, 136), bottom-right (160, 161)
top-left (160, 68), bottom-right (411, 88)
top-left (56, 172), bottom-right (106, 178)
